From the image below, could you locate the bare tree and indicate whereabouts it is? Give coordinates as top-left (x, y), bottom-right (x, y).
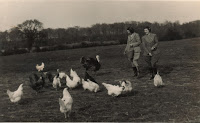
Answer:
top-left (18, 19), bottom-right (43, 51)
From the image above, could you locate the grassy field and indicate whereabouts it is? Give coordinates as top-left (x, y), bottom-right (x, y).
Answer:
top-left (0, 38), bottom-right (200, 122)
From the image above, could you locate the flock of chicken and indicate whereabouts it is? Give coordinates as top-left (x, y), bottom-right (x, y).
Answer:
top-left (6, 55), bottom-right (163, 119)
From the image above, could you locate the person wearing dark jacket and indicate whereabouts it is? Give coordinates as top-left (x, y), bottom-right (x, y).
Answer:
top-left (124, 27), bottom-right (142, 77)
top-left (142, 26), bottom-right (160, 80)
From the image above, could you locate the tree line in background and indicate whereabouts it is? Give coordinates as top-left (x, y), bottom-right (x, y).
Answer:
top-left (0, 19), bottom-right (200, 54)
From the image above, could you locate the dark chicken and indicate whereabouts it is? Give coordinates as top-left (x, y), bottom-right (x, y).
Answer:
top-left (80, 55), bottom-right (101, 73)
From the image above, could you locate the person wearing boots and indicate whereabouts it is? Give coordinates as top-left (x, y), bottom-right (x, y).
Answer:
top-left (124, 27), bottom-right (142, 77)
top-left (142, 26), bottom-right (160, 80)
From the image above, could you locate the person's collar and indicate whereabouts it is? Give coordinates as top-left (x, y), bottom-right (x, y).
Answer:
top-left (146, 33), bottom-right (151, 35)
top-left (131, 32), bottom-right (136, 36)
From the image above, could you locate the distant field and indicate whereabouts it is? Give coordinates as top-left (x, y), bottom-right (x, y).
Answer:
top-left (0, 38), bottom-right (200, 122)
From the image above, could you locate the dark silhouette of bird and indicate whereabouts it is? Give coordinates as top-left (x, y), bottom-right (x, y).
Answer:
top-left (84, 71), bottom-right (97, 83)
top-left (80, 55), bottom-right (101, 74)
top-left (29, 72), bottom-right (46, 93)
top-left (45, 72), bottom-right (54, 83)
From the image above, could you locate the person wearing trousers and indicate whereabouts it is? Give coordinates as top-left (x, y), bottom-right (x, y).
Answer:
top-left (142, 26), bottom-right (160, 80)
top-left (124, 27), bottom-right (142, 77)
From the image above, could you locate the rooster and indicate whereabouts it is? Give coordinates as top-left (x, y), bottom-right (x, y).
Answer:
top-left (70, 69), bottom-right (81, 84)
top-left (36, 62), bottom-right (44, 72)
top-left (66, 74), bottom-right (79, 89)
top-left (7, 84), bottom-right (23, 103)
top-left (80, 55), bottom-right (101, 74)
top-left (59, 88), bottom-right (73, 118)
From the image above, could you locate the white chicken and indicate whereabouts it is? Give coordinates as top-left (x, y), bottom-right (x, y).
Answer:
top-left (102, 83), bottom-right (124, 97)
top-left (82, 79), bottom-right (100, 93)
top-left (70, 69), bottom-right (75, 77)
top-left (70, 69), bottom-right (81, 84)
top-left (66, 75), bottom-right (79, 89)
top-left (72, 75), bottom-right (81, 85)
top-left (154, 71), bottom-right (163, 87)
top-left (7, 84), bottom-right (23, 103)
top-left (52, 75), bottom-right (61, 90)
top-left (59, 88), bottom-right (73, 118)
top-left (57, 69), bottom-right (66, 79)
top-left (36, 62), bottom-right (44, 72)
top-left (119, 80), bottom-right (133, 93)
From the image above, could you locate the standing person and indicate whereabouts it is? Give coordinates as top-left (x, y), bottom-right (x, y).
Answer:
top-left (124, 27), bottom-right (141, 77)
top-left (142, 26), bottom-right (160, 80)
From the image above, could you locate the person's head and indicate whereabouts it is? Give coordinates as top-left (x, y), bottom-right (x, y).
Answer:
top-left (144, 26), bottom-right (151, 35)
top-left (127, 27), bottom-right (135, 34)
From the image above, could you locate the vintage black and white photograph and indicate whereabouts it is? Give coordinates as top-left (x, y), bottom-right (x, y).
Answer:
top-left (0, 0), bottom-right (200, 122)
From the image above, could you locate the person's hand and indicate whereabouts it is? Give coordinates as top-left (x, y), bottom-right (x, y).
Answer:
top-left (148, 53), bottom-right (152, 56)
top-left (151, 46), bottom-right (155, 50)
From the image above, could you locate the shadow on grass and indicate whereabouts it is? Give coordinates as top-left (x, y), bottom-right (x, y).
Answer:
top-left (136, 67), bottom-right (150, 79)
top-left (96, 71), bottom-right (112, 76)
top-left (119, 90), bottom-right (139, 97)
top-left (137, 64), bottom-right (174, 78)
top-left (19, 97), bottom-right (34, 105)
top-left (159, 65), bottom-right (174, 75)
top-left (154, 85), bottom-right (165, 88)
top-left (78, 104), bottom-right (92, 112)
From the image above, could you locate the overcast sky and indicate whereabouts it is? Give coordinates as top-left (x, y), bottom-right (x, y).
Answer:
top-left (0, 0), bottom-right (200, 31)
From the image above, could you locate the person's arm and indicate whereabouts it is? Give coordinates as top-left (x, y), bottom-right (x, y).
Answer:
top-left (124, 45), bottom-right (128, 54)
top-left (124, 38), bottom-right (129, 54)
top-left (151, 34), bottom-right (158, 50)
top-left (130, 34), bottom-right (141, 47)
top-left (142, 37), bottom-right (152, 56)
